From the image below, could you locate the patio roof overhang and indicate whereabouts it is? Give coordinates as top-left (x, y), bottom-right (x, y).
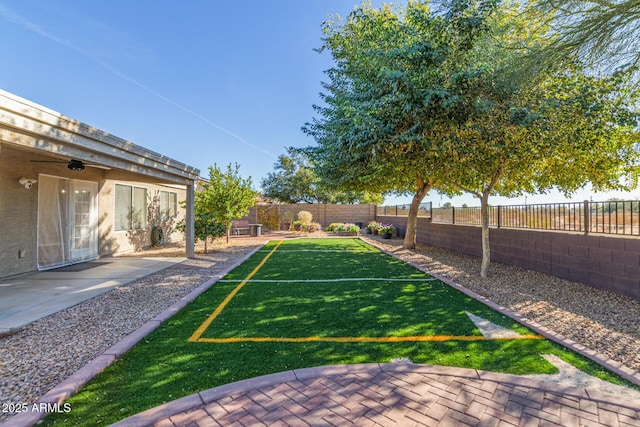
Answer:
top-left (0, 89), bottom-right (199, 257)
top-left (0, 89), bottom-right (200, 185)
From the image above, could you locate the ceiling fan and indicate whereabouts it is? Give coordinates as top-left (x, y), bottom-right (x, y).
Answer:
top-left (30, 158), bottom-right (111, 171)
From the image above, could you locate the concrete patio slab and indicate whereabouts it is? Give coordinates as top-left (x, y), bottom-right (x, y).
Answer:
top-left (0, 257), bottom-right (185, 333)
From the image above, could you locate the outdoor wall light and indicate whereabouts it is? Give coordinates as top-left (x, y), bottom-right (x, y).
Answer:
top-left (18, 178), bottom-right (38, 189)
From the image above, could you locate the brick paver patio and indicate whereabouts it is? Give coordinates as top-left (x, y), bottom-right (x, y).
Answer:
top-left (111, 364), bottom-right (640, 426)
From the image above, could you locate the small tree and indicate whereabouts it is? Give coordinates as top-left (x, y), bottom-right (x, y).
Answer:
top-left (175, 200), bottom-right (226, 253)
top-left (200, 163), bottom-right (257, 243)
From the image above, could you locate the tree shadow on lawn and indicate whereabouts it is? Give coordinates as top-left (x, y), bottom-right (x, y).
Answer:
top-left (42, 275), bottom-right (620, 427)
top-left (205, 279), bottom-right (532, 339)
top-left (41, 238), bottom-right (638, 426)
top-left (43, 338), bottom-right (560, 426)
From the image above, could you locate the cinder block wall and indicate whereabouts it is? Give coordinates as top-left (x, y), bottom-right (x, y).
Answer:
top-left (248, 204), bottom-right (376, 229)
top-left (377, 215), bottom-right (640, 300)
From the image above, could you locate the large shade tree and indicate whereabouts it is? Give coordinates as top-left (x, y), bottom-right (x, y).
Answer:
top-left (307, 0), bottom-right (640, 278)
top-left (261, 147), bottom-right (317, 203)
top-left (436, 3), bottom-right (640, 277)
top-left (304, 0), bottom-right (496, 249)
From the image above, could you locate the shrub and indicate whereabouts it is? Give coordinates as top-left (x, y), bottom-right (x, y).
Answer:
top-left (347, 224), bottom-right (360, 233)
top-left (281, 211), bottom-right (294, 230)
top-left (305, 222), bottom-right (322, 232)
top-left (297, 210), bottom-right (313, 224)
top-left (293, 221), bottom-right (322, 233)
top-left (378, 224), bottom-right (397, 235)
top-left (257, 206), bottom-right (279, 230)
top-left (367, 221), bottom-right (381, 230)
top-left (282, 211), bottom-right (294, 223)
top-left (326, 222), bottom-right (359, 233)
top-left (326, 222), bottom-right (343, 232)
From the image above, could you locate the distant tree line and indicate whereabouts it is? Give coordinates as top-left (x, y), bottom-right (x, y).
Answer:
top-left (260, 147), bottom-right (383, 205)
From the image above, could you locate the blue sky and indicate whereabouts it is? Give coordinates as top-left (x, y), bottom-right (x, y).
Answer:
top-left (1, 0), bottom-right (638, 206)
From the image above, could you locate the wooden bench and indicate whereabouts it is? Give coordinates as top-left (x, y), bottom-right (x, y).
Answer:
top-left (232, 220), bottom-right (251, 235)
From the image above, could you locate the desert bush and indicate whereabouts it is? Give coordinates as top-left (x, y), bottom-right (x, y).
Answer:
top-left (293, 220), bottom-right (322, 232)
top-left (326, 222), bottom-right (359, 233)
top-left (326, 222), bottom-right (343, 231)
top-left (297, 210), bottom-right (313, 224)
top-left (305, 222), bottom-right (322, 232)
top-left (347, 223), bottom-right (361, 233)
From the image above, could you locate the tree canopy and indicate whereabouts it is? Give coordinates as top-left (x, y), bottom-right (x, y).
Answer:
top-left (425, 3), bottom-right (639, 276)
top-left (306, 0), bottom-right (640, 277)
top-left (199, 163), bottom-right (256, 243)
top-left (304, 0), bottom-right (499, 248)
top-left (261, 147), bottom-right (382, 204)
top-left (528, 0), bottom-right (640, 77)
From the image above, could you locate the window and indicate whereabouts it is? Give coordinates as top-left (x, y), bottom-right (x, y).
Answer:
top-left (159, 190), bottom-right (178, 220)
top-left (115, 184), bottom-right (148, 231)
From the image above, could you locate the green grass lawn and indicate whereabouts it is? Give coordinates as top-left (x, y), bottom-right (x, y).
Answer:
top-left (43, 238), bottom-right (637, 426)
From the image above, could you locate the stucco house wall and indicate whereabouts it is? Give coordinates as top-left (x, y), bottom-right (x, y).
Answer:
top-left (97, 178), bottom-right (187, 256)
top-left (0, 89), bottom-right (199, 278)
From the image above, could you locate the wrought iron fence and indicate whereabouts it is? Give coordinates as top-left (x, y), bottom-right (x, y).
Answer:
top-left (377, 202), bottom-right (432, 218)
top-left (378, 200), bottom-right (640, 236)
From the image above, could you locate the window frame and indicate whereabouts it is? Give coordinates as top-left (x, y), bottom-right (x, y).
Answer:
top-left (159, 190), bottom-right (178, 220)
top-left (115, 184), bottom-right (148, 231)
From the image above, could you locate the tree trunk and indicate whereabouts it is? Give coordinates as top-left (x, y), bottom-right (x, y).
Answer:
top-left (226, 227), bottom-right (230, 243)
top-left (480, 191), bottom-right (491, 279)
top-left (403, 178), bottom-right (432, 250)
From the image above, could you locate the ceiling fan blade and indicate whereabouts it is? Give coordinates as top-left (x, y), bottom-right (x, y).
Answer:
top-left (85, 164), bottom-right (111, 170)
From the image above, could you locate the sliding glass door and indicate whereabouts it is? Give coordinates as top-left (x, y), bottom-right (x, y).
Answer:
top-left (37, 175), bottom-right (98, 269)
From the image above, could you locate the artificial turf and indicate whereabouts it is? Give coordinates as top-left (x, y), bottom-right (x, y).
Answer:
top-left (42, 238), bottom-right (637, 426)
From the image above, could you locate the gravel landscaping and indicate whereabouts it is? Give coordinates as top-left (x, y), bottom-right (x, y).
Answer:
top-left (0, 238), bottom-right (267, 423)
top-left (2, 232), bottom-right (639, 424)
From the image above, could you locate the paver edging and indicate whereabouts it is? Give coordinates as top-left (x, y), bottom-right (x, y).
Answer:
top-left (109, 394), bottom-right (206, 427)
top-left (108, 362), bottom-right (640, 427)
top-left (200, 370), bottom-right (298, 404)
top-left (361, 236), bottom-right (640, 388)
top-left (0, 243), bottom-right (266, 427)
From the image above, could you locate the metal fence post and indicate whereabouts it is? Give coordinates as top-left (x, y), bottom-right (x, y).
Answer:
top-left (497, 205), bottom-right (502, 228)
top-left (452, 206), bottom-right (456, 224)
top-left (583, 200), bottom-right (589, 235)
